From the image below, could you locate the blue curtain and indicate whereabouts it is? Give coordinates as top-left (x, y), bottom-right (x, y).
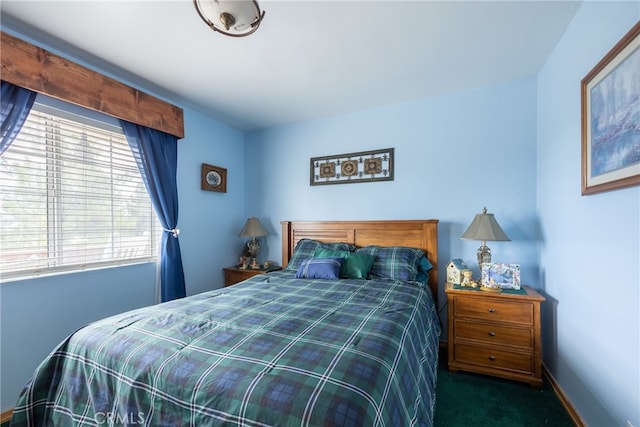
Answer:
top-left (121, 120), bottom-right (186, 302)
top-left (1, 81), bottom-right (37, 156)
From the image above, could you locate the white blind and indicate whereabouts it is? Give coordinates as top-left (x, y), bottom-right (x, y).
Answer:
top-left (0, 99), bottom-right (161, 280)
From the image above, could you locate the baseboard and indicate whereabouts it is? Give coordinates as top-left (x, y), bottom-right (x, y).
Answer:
top-left (1, 408), bottom-right (13, 424)
top-left (542, 364), bottom-right (585, 427)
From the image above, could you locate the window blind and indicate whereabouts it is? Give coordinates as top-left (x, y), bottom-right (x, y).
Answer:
top-left (0, 98), bottom-right (160, 280)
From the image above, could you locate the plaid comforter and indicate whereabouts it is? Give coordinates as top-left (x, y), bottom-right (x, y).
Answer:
top-left (11, 271), bottom-right (441, 426)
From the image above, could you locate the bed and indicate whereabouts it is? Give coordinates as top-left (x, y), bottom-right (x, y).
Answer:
top-left (11, 219), bottom-right (440, 426)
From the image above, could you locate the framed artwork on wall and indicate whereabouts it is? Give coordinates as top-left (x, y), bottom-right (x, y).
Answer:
top-left (581, 21), bottom-right (640, 195)
top-left (310, 148), bottom-right (394, 186)
top-left (201, 163), bottom-right (227, 193)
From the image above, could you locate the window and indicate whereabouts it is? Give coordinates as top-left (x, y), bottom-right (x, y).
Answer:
top-left (0, 96), bottom-right (161, 280)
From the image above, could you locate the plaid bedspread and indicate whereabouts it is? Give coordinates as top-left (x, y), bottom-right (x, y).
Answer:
top-left (11, 271), bottom-right (441, 426)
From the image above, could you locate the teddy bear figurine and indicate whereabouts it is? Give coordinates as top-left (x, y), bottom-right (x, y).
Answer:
top-left (461, 269), bottom-right (477, 288)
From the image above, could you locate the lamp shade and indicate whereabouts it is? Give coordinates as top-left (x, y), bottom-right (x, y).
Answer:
top-left (460, 207), bottom-right (510, 242)
top-left (239, 217), bottom-right (267, 238)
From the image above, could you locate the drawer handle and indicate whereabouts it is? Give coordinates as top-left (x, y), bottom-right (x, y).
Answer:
top-left (488, 356), bottom-right (496, 361)
top-left (488, 308), bottom-right (496, 313)
top-left (488, 331), bottom-right (496, 337)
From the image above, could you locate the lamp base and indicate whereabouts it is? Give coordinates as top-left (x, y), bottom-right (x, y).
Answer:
top-left (476, 243), bottom-right (491, 272)
top-left (246, 239), bottom-right (261, 259)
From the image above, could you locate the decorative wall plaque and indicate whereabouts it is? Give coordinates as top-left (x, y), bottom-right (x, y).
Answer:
top-left (310, 148), bottom-right (394, 186)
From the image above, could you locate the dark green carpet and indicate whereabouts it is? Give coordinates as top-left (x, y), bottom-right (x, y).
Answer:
top-left (434, 350), bottom-right (575, 426)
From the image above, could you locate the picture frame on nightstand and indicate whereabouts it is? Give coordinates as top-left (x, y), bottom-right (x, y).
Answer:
top-left (481, 263), bottom-right (521, 289)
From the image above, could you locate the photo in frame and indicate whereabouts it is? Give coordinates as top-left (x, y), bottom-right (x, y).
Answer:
top-left (581, 21), bottom-right (640, 195)
top-left (481, 263), bottom-right (521, 290)
top-left (201, 163), bottom-right (227, 193)
top-left (310, 148), bottom-right (394, 186)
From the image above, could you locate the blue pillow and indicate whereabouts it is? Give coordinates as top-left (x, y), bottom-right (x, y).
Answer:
top-left (295, 257), bottom-right (344, 280)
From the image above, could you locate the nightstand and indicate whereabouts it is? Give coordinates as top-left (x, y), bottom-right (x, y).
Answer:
top-left (445, 282), bottom-right (545, 388)
top-left (223, 266), bottom-right (281, 287)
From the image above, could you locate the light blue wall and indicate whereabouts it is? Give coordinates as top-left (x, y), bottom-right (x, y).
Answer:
top-left (1, 264), bottom-right (155, 411)
top-left (177, 109), bottom-right (247, 296)
top-left (537, 2), bottom-right (639, 426)
top-left (245, 77), bottom-right (539, 320)
top-left (0, 33), bottom-right (247, 411)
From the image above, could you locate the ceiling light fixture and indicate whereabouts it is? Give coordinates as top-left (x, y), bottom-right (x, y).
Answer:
top-left (193, 0), bottom-right (265, 37)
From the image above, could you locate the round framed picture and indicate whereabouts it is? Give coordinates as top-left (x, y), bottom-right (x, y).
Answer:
top-left (201, 163), bottom-right (227, 193)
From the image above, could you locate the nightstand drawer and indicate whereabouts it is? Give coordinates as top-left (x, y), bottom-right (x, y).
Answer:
top-left (454, 319), bottom-right (533, 348)
top-left (455, 343), bottom-right (533, 374)
top-left (454, 297), bottom-right (533, 325)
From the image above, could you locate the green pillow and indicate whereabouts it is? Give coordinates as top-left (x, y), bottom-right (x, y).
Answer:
top-left (313, 248), bottom-right (375, 279)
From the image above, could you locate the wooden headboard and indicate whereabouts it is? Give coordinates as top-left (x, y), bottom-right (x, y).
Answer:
top-left (281, 220), bottom-right (439, 299)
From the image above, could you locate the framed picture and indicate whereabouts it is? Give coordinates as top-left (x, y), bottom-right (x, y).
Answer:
top-left (310, 148), bottom-right (394, 186)
top-left (481, 263), bottom-right (521, 290)
top-left (581, 22), bottom-right (640, 195)
top-left (201, 163), bottom-right (227, 193)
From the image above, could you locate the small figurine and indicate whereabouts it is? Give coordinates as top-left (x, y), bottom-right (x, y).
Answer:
top-left (250, 258), bottom-right (260, 269)
top-left (239, 256), bottom-right (249, 269)
top-left (461, 269), bottom-right (476, 287)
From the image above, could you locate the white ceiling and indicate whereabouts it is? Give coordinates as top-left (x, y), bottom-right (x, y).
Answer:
top-left (1, 1), bottom-right (581, 131)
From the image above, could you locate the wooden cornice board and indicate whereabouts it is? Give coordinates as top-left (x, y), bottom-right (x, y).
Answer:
top-left (1, 32), bottom-right (184, 139)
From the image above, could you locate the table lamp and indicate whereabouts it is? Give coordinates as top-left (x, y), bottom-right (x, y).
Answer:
top-left (460, 207), bottom-right (510, 271)
top-left (239, 217), bottom-right (268, 259)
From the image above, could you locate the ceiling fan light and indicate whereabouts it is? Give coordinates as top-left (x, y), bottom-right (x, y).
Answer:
top-left (194, 0), bottom-right (265, 37)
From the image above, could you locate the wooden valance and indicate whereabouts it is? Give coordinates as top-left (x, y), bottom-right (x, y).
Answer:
top-left (1, 32), bottom-right (184, 139)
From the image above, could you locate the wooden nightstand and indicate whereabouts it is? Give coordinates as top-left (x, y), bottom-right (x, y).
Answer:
top-left (223, 266), bottom-right (281, 287)
top-left (445, 282), bottom-right (545, 388)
